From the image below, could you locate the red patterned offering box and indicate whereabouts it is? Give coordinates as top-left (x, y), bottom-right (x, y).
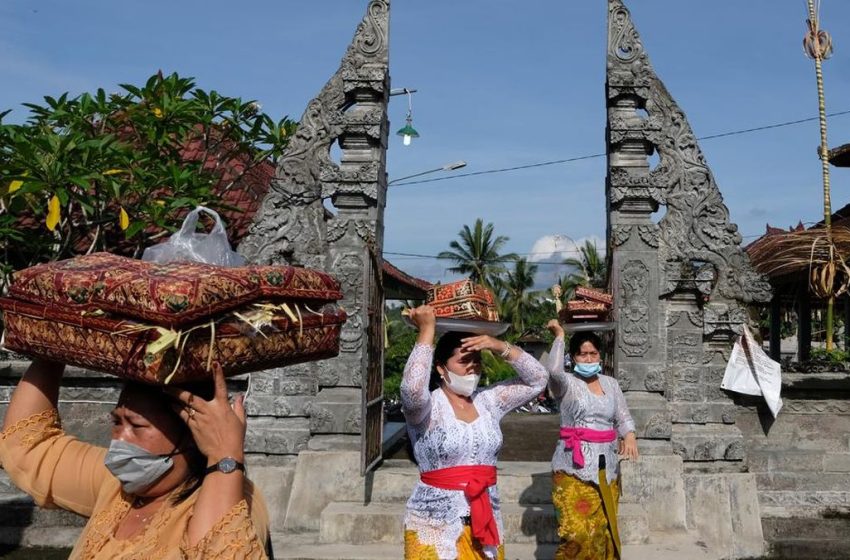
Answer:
top-left (574, 286), bottom-right (614, 306)
top-left (0, 254), bottom-right (347, 384)
top-left (8, 252), bottom-right (342, 328)
top-left (426, 280), bottom-right (499, 322)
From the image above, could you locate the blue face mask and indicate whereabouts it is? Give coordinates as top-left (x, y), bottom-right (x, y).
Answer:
top-left (573, 362), bottom-right (602, 378)
top-left (104, 440), bottom-right (179, 495)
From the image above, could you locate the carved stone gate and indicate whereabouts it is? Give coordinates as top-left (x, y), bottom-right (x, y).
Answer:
top-left (238, 0), bottom-right (390, 474)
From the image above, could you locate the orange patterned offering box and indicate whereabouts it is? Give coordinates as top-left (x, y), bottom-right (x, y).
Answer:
top-left (426, 280), bottom-right (499, 321)
top-left (0, 254), bottom-right (347, 384)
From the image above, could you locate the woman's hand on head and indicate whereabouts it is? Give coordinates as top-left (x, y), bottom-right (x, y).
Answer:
top-left (546, 319), bottom-right (565, 338)
top-left (460, 335), bottom-right (506, 354)
top-left (619, 432), bottom-right (639, 461)
top-left (167, 363), bottom-right (246, 463)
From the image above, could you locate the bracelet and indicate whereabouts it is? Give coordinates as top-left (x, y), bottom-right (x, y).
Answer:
top-left (499, 341), bottom-right (513, 359)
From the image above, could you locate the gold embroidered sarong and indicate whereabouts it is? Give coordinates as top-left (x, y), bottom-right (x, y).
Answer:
top-left (552, 471), bottom-right (620, 560)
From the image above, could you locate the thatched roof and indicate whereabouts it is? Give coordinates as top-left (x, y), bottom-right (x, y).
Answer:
top-left (828, 143), bottom-right (850, 167)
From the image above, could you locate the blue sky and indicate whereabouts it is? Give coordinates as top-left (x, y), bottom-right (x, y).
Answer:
top-left (2, 1), bottom-right (850, 286)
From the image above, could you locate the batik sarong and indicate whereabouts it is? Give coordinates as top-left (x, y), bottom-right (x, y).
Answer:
top-left (552, 471), bottom-right (620, 560)
top-left (404, 526), bottom-right (505, 560)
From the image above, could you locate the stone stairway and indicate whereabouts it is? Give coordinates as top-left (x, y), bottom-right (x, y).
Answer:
top-left (275, 458), bottom-right (720, 560)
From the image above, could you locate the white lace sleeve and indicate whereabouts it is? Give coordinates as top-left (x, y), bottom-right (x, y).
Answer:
top-left (612, 380), bottom-right (636, 437)
top-left (479, 350), bottom-right (548, 420)
top-left (546, 336), bottom-right (570, 399)
top-left (400, 343), bottom-right (434, 428)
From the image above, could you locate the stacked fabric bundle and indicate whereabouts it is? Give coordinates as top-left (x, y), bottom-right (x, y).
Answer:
top-left (0, 253), bottom-right (347, 384)
top-left (426, 280), bottom-right (500, 322)
top-left (559, 286), bottom-right (613, 323)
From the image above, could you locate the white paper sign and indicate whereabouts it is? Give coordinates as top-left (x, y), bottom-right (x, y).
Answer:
top-left (721, 325), bottom-right (783, 417)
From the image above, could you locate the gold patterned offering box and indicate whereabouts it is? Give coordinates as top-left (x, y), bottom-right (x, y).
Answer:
top-left (426, 280), bottom-right (499, 321)
top-left (0, 253), bottom-right (347, 384)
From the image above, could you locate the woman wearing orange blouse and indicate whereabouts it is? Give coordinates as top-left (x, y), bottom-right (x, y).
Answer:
top-left (0, 358), bottom-right (269, 559)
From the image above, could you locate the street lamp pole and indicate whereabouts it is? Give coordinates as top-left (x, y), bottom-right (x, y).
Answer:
top-left (387, 161), bottom-right (467, 186)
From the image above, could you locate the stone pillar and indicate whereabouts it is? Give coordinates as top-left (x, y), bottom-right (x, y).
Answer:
top-left (238, 0), bottom-right (390, 462)
top-left (769, 296), bottom-right (781, 361)
top-left (606, 1), bottom-right (769, 555)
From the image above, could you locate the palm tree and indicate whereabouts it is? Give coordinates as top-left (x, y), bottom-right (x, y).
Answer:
top-left (563, 240), bottom-right (607, 289)
top-left (438, 219), bottom-right (518, 288)
top-left (500, 258), bottom-right (539, 333)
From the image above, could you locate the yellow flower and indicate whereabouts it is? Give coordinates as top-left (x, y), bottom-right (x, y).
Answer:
top-left (8, 171), bottom-right (28, 194)
top-left (46, 195), bottom-right (61, 231)
top-left (103, 169), bottom-right (125, 176)
top-left (153, 107), bottom-right (163, 118)
top-left (153, 200), bottom-right (165, 207)
top-left (119, 207), bottom-right (130, 231)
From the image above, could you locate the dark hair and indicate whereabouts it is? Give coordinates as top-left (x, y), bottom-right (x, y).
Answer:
top-left (430, 331), bottom-right (475, 391)
top-left (568, 331), bottom-right (603, 359)
top-left (119, 379), bottom-right (215, 503)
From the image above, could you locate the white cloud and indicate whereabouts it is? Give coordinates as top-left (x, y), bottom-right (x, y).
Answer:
top-left (525, 234), bottom-right (606, 290)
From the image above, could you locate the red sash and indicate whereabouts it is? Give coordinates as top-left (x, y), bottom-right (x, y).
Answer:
top-left (420, 465), bottom-right (499, 547)
top-left (559, 426), bottom-right (617, 468)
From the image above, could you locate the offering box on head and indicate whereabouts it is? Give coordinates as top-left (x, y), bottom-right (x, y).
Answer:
top-left (558, 287), bottom-right (613, 324)
top-left (426, 279), bottom-right (500, 322)
top-left (0, 253), bottom-right (347, 385)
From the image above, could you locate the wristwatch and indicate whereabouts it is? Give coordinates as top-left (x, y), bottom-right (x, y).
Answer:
top-left (205, 457), bottom-right (246, 475)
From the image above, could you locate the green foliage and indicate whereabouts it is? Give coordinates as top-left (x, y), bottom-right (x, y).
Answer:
top-left (437, 218), bottom-right (518, 289)
top-left (0, 71), bottom-right (296, 289)
top-left (562, 239), bottom-right (607, 290)
top-left (383, 306), bottom-right (418, 400)
top-left (498, 257), bottom-right (540, 334)
top-left (809, 347), bottom-right (849, 364)
top-left (480, 350), bottom-right (517, 386)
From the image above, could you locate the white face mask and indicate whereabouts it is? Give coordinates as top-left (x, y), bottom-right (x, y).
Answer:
top-left (443, 368), bottom-right (481, 397)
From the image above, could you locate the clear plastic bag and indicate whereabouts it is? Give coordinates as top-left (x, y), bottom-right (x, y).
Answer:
top-left (142, 206), bottom-right (246, 267)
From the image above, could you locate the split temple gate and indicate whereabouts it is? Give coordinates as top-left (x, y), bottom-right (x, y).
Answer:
top-left (1, 0), bottom-right (849, 557)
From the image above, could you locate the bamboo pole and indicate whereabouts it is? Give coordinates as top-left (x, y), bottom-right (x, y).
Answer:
top-left (805, 0), bottom-right (834, 350)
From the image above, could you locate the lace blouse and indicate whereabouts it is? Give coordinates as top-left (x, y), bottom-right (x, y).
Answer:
top-left (0, 408), bottom-right (269, 560)
top-left (546, 336), bottom-right (635, 484)
top-left (400, 343), bottom-right (548, 559)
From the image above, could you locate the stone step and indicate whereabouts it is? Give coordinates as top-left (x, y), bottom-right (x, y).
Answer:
top-left (317, 501), bottom-right (652, 546)
top-left (759, 490), bottom-right (850, 517)
top-left (756, 471), bottom-right (850, 493)
top-left (769, 538), bottom-right (850, 560)
top-left (624, 392), bottom-right (671, 439)
top-left (318, 502), bottom-right (559, 545)
top-left (619, 502), bottom-right (650, 545)
top-left (619, 456), bottom-right (688, 532)
top-left (369, 461), bottom-right (555, 505)
top-left (671, 424), bottom-right (743, 462)
top-left (276, 531), bottom-right (719, 560)
top-left (762, 515), bottom-right (850, 542)
top-left (0, 496), bottom-right (83, 547)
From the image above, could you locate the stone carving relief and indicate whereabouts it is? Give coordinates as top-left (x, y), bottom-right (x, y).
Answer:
top-left (233, 0), bottom-right (389, 459)
top-left (306, 403), bottom-right (334, 433)
top-left (644, 413), bottom-right (672, 438)
top-left (606, 0), bottom-right (771, 307)
top-left (618, 260), bottom-right (651, 356)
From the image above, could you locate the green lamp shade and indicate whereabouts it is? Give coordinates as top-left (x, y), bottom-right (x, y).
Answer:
top-left (396, 124), bottom-right (419, 138)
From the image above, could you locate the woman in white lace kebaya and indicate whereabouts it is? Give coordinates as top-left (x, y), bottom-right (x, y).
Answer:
top-left (545, 321), bottom-right (638, 560)
top-left (401, 305), bottom-right (549, 560)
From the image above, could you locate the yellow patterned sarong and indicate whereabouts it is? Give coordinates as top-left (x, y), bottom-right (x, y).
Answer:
top-left (552, 471), bottom-right (620, 560)
top-left (404, 525), bottom-right (505, 560)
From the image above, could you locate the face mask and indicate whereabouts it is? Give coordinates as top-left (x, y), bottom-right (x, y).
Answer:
top-left (443, 369), bottom-right (481, 397)
top-left (573, 362), bottom-right (602, 378)
top-left (104, 439), bottom-right (178, 495)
